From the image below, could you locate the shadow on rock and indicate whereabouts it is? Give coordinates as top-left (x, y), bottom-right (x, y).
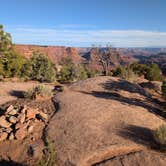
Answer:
top-left (117, 124), bottom-right (160, 150)
top-left (9, 90), bottom-right (25, 98)
top-left (0, 160), bottom-right (26, 166)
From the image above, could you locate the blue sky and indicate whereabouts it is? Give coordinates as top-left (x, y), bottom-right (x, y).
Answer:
top-left (1, 0), bottom-right (166, 47)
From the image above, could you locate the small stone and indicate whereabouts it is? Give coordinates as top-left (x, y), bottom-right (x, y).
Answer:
top-left (37, 112), bottom-right (48, 122)
top-left (0, 116), bottom-right (11, 128)
top-left (26, 109), bottom-right (38, 120)
top-left (21, 105), bottom-right (27, 114)
top-left (15, 127), bottom-right (27, 140)
top-left (5, 127), bottom-right (12, 134)
top-left (6, 105), bottom-right (14, 114)
top-left (27, 125), bottom-right (33, 133)
top-left (9, 116), bottom-right (17, 124)
top-left (0, 132), bottom-right (8, 141)
top-left (18, 113), bottom-right (26, 123)
top-left (8, 109), bottom-right (17, 116)
top-left (9, 132), bottom-right (14, 140)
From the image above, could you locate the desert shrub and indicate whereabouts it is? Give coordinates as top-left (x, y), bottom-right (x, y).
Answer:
top-left (59, 57), bottom-right (84, 82)
top-left (24, 85), bottom-right (52, 100)
top-left (113, 66), bottom-right (138, 82)
top-left (29, 52), bottom-right (56, 82)
top-left (130, 63), bottom-right (148, 76)
top-left (162, 81), bottom-right (166, 99)
top-left (1, 52), bottom-right (26, 78)
top-left (59, 63), bottom-right (76, 82)
top-left (145, 63), bottom-right (162, 81)
top-left (114, 63), bottom-right (162, 82)
top-left (154, 124), bottom-right (166, 149)
top-left (0, 24), bottom-right (27, 78)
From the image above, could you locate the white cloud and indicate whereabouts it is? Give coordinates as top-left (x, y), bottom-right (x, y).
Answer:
top-left (6, 26), bottom-right (166, 47)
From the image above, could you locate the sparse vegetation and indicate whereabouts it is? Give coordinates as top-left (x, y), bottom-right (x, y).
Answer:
top-left (24, 85), bottom-right (52, 100)
top-left (90, 45), bottom-right (119, 76)
top-left (113, 63), bottom-right (162, 82)
top-left (59, 57), bottom-right (96, 83)
top-left (37, 139), bottom-right (56, 166)
top-left (162, 81), bottom-right (166, 99)
top-left (113, 66), bottom-right (138, 82)
top-left (154, 124), bottom-right (166, 149)
top-left (24, 52), bottom-right (56, 82)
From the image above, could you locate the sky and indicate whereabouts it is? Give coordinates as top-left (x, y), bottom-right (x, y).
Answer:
top-left (1, 0), bottom-right (166, 47)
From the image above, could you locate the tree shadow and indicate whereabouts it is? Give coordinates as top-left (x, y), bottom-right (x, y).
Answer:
top-left (0, 160), bottom-right (26, 166)
top-left (78, 78), bottom-right (166, 120)
top-left (9, 90), bottom-right (25, 98)
top-left (117, 124), bottom-right (159, 150)
top-left (79, 90), bottom-right (166, 119)
top-left (100, 79), bottom-right (151, 98)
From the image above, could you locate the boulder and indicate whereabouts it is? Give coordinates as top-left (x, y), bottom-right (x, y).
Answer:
top-left (0, 116), bottom-right (11, 128)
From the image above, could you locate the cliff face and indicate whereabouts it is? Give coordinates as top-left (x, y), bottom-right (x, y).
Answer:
top-left (14, 44), bottom-right (85, 64)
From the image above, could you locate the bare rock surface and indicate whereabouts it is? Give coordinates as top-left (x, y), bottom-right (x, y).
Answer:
top-left (46, 76), bottom-right (166, 166)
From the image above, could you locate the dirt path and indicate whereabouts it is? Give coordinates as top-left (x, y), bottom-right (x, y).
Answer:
top-left (46, 76), bottom-right (166, 165)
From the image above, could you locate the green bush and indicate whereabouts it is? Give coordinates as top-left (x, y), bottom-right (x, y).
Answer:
top-left (113, 66), bottom-right (138, 82)
top-left (162, 81), bottom-right (166, 99)
top-left (1, 52), bottom-right (26, 77)
top-left (28, 52), bottom-right (56, 82)
top-left (114, 63), bottom-right (163, 82)
top-left (24, 85), bottom-right (52, 100)
top-left (154, 124), bottom-right (166, 149)
top-left (59, 57), bottom-right (99, 83)
top-left (145, 63), bottom-right (162, 81)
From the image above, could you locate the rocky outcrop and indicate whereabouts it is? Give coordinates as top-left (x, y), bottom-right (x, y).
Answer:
top-left (46, 76), bottom-right (165, 165)
top-left (0, 105), bottom-right (48, 141)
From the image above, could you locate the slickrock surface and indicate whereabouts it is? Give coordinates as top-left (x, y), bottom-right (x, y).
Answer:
top-left (46, 76), bottom-right (166, 166)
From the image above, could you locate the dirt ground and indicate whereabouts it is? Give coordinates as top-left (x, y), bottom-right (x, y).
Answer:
top-left (0, 81), bottom-right (54, 105)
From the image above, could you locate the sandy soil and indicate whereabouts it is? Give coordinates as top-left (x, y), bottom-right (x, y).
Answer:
top-left (0, 81), bottom-right (54, 105)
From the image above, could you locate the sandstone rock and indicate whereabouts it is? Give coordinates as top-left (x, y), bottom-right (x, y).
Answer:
top-left (9, 116), bottom-right (17, 124)
top-left (15, 127), bottom-right (27, 140)
top-left (0, 116), bottom-right (11, 128)
top-left (6, 105), bottom-right (14, 114)
top-left (9, 132), bottom-right (14, 140)
top-left (0, 132), bottom-right (8, 141)
top-left (21, 105), bottom-right (27, 114)
top-left (27, 125), bottom-right (33, 133)
top-left (18, 113), bottom-right (26, 123)
top-left (5, 127), bottom-right (12, 134)
top-left (7, 109), bottom-right (17, 116)
top-left (37, 112), bottom-right (48, 122)
top-left (26, 109), bottom-right (38, 120)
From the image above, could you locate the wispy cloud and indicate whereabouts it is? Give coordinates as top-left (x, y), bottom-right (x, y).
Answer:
top-left (5, 26), bottom-right (166, 47)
